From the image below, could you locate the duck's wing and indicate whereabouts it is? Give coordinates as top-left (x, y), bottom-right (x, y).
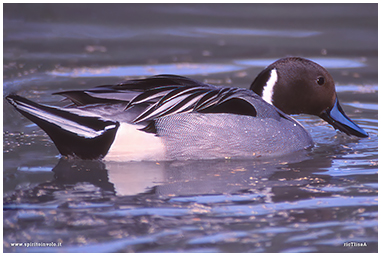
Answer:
top-left (130, 86), bottom-right (259, 123)
top-left (54, 74), bottom-right (284, 124)
top-left (53, 74), bottom-right (261, 121)
top-left (53, 75), bottom-right (208, 106)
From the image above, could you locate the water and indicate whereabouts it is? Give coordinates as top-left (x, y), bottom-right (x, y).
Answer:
top-left (3, 3), bottom-right (378, 253)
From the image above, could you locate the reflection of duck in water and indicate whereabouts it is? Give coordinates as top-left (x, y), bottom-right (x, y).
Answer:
top-left (6, 57), bottom-right (368, 161)
top-left (4, 155), bottom-right (334, 205)
top-left (68, 149), bottom-right (331, 197)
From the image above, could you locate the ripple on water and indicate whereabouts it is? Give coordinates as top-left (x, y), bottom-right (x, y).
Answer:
top-left (46, 57), bottom-right (369, 78)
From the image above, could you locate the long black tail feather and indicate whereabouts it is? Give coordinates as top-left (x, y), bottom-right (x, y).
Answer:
top-left (6, 95), bottom-right (119, 159)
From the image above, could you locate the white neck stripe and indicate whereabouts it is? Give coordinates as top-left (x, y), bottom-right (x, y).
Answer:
top-left (262, 68), bottom-right (277, 105)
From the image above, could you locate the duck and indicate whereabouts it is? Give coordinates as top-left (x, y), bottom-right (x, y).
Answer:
top-left (6, 57), bottom-right (368, 161)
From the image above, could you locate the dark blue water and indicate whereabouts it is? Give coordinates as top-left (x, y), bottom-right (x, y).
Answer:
top-left (3, 3), bottom-right (378, 253)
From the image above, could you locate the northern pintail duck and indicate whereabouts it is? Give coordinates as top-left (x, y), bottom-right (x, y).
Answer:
top-left (6, 57), bottom-right (368, 161)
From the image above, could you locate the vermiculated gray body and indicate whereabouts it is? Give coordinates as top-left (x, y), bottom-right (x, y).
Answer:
top-left (156, 112), bottom-right (313, 160)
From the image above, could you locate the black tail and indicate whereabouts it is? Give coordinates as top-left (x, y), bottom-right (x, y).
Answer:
top-left (6, 95), bottom-right (120, 160)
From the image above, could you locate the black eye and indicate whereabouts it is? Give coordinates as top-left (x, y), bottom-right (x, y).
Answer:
top-left (317, 76), bottom-right (325, 85)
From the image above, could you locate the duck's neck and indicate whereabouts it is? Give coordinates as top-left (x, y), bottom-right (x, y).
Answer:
top-left (250, 68), bottom-right (277, 105)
